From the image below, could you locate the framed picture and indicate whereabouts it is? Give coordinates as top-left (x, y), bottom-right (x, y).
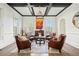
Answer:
top-left (36, 17), bottom-right (43, 29)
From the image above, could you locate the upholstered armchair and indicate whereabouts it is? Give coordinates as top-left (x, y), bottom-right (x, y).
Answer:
top-left (29, 35), bottom-right (35, 41)
top-left (48, 34), bottom-right (66, 53)
top-left (46, 32), bottom-right (56, 40)
top-left (15, 36), bottom-right (31, 53)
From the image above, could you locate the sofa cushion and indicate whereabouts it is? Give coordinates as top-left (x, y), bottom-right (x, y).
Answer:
top-left (21, 36), bottom-right (29, 41)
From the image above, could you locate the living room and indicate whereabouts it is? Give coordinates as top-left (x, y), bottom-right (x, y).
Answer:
top-left (0, 2), bottom-right (79, 56)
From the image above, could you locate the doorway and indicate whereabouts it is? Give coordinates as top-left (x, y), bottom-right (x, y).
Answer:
top-left (60, 19), bottom-right (66, 34)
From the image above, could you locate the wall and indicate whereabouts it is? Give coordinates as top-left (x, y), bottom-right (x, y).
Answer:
top-left (44, 16), bottom-right (57, 35)
top-left (23, 16), bottom-right (36, 35)
top-left (57, 3), bottom-right (79, 49)
top-left (59, 19), bottom-right (66, 34)
top-left (23, 16), bottom-right (57, 35)
top-left (0, 3), bottom-right (22, 49)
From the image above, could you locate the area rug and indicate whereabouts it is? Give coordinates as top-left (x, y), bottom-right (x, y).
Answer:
top-left (48, 48), bottom-right (71, 56)
top-left (8, 41), bottom-right (70, 56)
top-left (8, 49), bottom-right (70, 56)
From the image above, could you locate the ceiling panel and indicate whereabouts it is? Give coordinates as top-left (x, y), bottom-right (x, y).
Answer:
top-left (14, 7), bottom-right (32, 15)
top-left (33, 7), bottom-right (47, 15)
top-left (48, 7), bottom-right (65, 15)
top-left (7, 3), bottom-right (72, 16)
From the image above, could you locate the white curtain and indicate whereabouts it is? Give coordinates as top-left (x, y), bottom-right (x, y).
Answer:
top-left (44, 17), bottom-right (56, 35)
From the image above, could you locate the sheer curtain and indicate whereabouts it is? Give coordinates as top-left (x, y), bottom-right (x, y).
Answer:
top-left (23, 17), bottom-right (35, 35)
top-left (22, 17), bottom-right (56, 35)
top-left (44, 17), bottom-right (56, 35)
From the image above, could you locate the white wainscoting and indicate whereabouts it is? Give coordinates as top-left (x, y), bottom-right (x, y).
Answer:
top-left (66, 33), bottom-right (79, 49)
top-left (0, 33), bottom-right (15, 49)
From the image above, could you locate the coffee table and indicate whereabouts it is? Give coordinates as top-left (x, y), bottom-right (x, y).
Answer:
top-left (35, 36), bottom-right (46, 45)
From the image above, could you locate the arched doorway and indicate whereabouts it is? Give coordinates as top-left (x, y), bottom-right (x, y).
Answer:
top-left (60, 19), bottom-right (66, 34)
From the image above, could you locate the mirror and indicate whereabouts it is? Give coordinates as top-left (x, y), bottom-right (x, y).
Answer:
top-left (72, 12), bottom-right (79, 28)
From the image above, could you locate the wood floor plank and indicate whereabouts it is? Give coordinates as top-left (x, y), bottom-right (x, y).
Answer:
top-left (0, 41), bottom-right (79, 56)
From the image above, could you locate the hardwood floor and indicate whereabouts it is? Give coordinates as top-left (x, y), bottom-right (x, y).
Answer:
top-left (0, 40), bottom-right (79, 56)
top-left (63, 44), bottom-right (79, 56)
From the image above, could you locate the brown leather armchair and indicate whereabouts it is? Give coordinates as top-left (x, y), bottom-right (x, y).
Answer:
top-left (15, 36), bottom-right (31, 53)
top-left (48, 34), bottom-right (66, 53)
top-left (46, 32), bottom-right (56, 40)
top-left (29, 35), bottom-right (35, 41)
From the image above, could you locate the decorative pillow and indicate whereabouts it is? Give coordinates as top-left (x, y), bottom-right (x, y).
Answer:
top-left (20, 36), bottom-right (28, 41)
top-left (18, 35), bottom-right (28, 41)
top-left (18, 35), bottom-right (22, 41)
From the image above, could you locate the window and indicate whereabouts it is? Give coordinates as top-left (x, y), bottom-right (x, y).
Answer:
top-left (44, 17), bottom-right (56, 34)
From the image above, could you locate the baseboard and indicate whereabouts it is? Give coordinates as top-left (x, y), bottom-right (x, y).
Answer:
top-left (0, 42), bottom-right (16, 50)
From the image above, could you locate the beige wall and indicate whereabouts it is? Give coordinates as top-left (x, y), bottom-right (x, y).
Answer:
top-left (22, 16), bottom-right (57, 35)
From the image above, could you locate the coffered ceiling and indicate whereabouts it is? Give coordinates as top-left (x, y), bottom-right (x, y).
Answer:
top-left (7, 3), bottom-right (72, 16)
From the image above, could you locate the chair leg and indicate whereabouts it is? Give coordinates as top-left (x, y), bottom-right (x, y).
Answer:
top-left (59, 49), bottom-right (62, 53)
top-left (48, 46), bottom-right (49, 49)
top-left (18, 49), bottom-right (20, 53)
top-left (30, 47), bottom-right (31, 50)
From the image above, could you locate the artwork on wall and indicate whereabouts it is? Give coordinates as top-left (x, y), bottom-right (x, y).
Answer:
top-left (72, 12), bottom-right (79, 28)
top-left (36, 17), bottom-right (43, 29)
